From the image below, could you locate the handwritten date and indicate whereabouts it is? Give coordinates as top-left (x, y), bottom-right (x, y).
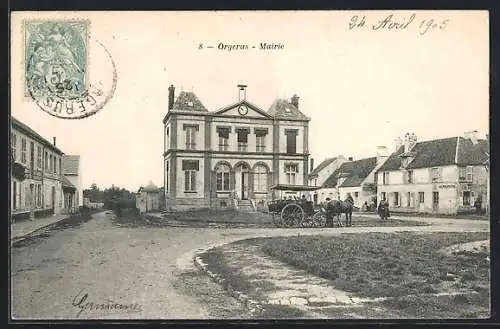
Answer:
top-left (349, 14), bottom-right (449, 35)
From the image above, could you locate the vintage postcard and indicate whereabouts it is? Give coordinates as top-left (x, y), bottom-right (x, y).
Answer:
top-left (10, 11), bottom-right (490, 320)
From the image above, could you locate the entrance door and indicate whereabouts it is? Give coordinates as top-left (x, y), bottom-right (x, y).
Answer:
top-left (51, 186), bottom-right (56, 211)
top-left (29, 184), bottom-right (34, 208)
top-left (241, 172), bottom-right (249, 200)
top-left (432, 191), bottom-right (439, 211)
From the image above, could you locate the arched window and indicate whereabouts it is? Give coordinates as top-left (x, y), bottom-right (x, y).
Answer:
top-left (254, 165), bottom-right (268, 193)
top-left (216, 164), bottom-right (230, 191)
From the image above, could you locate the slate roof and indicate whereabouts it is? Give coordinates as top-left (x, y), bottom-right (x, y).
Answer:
top-left (323, 157), bottom-right (378, 188)
top-left (62, 176), bottom-right (76, 189)
top-left (267, 99), bottom-right (310, 121)
top-left (377, 136), bottom-right (489, 172)
top-left (308, 157), bottom-right (338, 178)
top-left (171, 91), bottom-right (208, 112)
top-left (11, 117), bottom-right (64, 154)
top-left (142, 181), bottom-right (159, 193)
top-left (62, 155), bottom-right (80, 175)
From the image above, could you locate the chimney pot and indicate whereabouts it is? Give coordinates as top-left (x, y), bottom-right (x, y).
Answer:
top-left (168, 85), bottom-right (175, 111)
top-left (348, 157), bottom-right (353, 161)
top-left (53, 137), bottom-right (56, 146)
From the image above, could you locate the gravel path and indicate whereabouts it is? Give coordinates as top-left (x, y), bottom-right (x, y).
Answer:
top-left (10, 211), bottom-right (489, 319)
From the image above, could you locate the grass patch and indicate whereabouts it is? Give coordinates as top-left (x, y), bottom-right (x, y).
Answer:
top-left (199, 248), bottom-right (254, 294)
top-left (376, 292), bottom-right (490, 318)
top-left (257, 304), bottom-right (307, 319)
top-left (250, 232), bottom-right (489, 299)
top-left (386, 211), bottom-right (489, 221)
top-left (167, 209), bottom-right (274, 225)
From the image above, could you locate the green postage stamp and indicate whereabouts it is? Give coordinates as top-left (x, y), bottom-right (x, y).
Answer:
top-left (24, 20), bottom-right (90, 99)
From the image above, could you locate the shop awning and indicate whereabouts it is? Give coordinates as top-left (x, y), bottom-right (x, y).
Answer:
top-left (269, 184), bottom-right (321, 192)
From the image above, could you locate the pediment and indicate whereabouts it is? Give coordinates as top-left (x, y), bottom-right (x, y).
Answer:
top-left (213, 100), bottom-right (273, 119)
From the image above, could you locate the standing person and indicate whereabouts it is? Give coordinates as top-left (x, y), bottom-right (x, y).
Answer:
top-left (474, 197), bottom-right (482, 215)
top-left (346, 193), bottom-right (354, 204)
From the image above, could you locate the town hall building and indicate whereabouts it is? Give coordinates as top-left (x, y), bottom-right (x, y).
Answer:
top-left (163, 85), bottom-right (311, 211)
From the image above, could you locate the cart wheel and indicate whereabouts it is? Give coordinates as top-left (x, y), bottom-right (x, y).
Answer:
top-left (281, 204), bottom-right (304, 228)
top-left (311, 211), bottom-right (327, 227)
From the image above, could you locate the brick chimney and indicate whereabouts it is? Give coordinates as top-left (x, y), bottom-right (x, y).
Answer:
top-left (291, 94), bottom-right (299, 109)
top-left (53, 137), bottom-right (56, 146)
top-left (376, 146), bottom-right (389, 165)
top-left (394, 136), bottom-right (403, 152)
top-left (310, 158), bottom-right (314, 173)
top-left (464, 130), bottom-right (478, 145)
top-left (168, 85), bottom-right (175, 111)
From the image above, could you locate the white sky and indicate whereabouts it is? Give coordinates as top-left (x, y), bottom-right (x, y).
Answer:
top-left (11, 11), bottom-right (489, 191)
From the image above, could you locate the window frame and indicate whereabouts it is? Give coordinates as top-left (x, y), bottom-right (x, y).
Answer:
top-left (382, 172), bottom-right (389, 185)
top-left (256, 135), bottom-right (266, 152)
top-left (285, 130), bottom-right (297, 154)
top-left (406, 170), bottom-right (413, 184)
top-left (431, 167), bottom-right (440, 183)
top-left (21, 138), bottom-right (27, 164)
top-left (285, 163), bottom-right (298, 185)
top-left (394, 192), bottom-right (400, 206)
top-left (236, 128), bottom-right (249, 152)
top-left (418, 192), bottom-right (425, 203)
top-left (466, 166), bottom-right (474, 182)
top-left (463, 191), bottom-right (471, 206)
top-left (218, 136), bottom-right (229, 151)
top-left (254, 165), bottom-right (268, 193)
top-left (184, 170), bottom-right (197, 192)
top-left (37, 146), bottom-right (42, 169)
top-left (216, 164), bottom-right (231, 191)
top-left (11, 133), bottom-right (17, 161)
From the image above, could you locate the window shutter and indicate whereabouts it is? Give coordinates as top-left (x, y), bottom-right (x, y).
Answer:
top-left (182, 160), bottom-right (199, 171)
top-left (237, 128), bottom-right (249, 143)
top-left (183, 124), bottom-right (199, 131)
top-left (217, 127), bottom-right (231, 138)
top-left (255, 128), bottom-right (268, 137)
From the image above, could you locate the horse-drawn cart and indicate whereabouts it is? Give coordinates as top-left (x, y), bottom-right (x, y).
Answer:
top-left (267, 184), bottom-right (329, 228)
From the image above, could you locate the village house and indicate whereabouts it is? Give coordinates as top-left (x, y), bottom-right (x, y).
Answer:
top-left (163, 84), bottom-right (310, 211)
top-left (376, 131), bottom-right (489, 215)
top-left (82, 198), bottom-right (104, 209)
top-left (11, 117), bottom-right (65, 220)
top-left (136, 181), bottom-right (161, 213)
top-left (307, 156), bottom-right (346, 203)
top-left (62, 155), bottom-right (82, 214)
top-left (313, 146), bottom-right (390, 207)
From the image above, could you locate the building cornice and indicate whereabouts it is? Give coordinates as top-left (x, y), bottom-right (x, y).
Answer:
top-left (163, 110), bottom-right (310, 124)
top-left (164, 149), bottom-right (310, 158)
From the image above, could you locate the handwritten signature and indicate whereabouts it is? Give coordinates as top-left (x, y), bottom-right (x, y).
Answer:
top-left (349, 14), bottom-right (449, 35)
top-left (72, 290), bottom-right (143, 318)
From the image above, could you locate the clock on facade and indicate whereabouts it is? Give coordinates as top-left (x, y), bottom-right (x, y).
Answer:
top-left (238, 105), bottom-right (249, 116)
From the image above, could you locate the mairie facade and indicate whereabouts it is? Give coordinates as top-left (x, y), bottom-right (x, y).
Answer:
top-left (163, 85), bottom-right (310, 211)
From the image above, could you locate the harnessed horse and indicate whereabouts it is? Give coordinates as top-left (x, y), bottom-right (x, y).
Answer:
top-left (324, 199), bottom-right (354, 227)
